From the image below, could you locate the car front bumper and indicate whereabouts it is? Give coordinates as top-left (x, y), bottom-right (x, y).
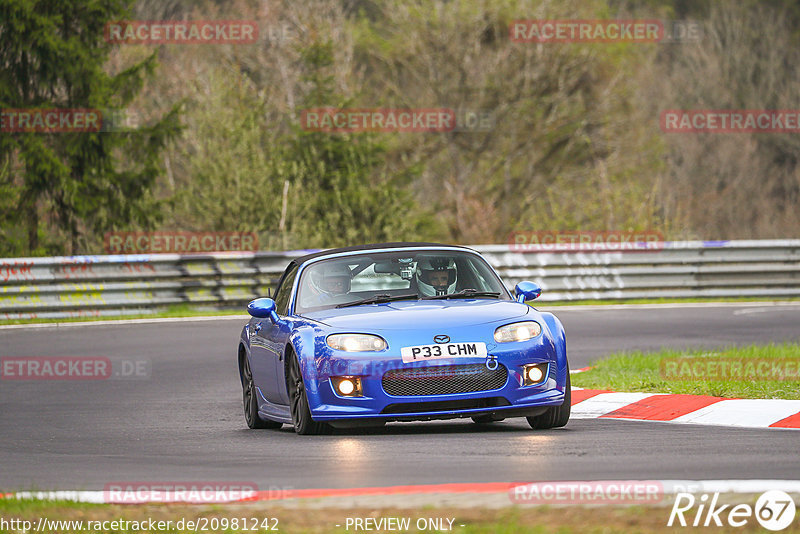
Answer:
top-left (307, 353), bottom-right (566, 423)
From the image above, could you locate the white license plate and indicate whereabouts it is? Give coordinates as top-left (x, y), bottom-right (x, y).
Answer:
top-left (400, 342), bottom-right (488, 363)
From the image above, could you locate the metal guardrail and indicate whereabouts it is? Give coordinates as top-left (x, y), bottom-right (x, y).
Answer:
top-left (1, 240), bottom-right (799, 319)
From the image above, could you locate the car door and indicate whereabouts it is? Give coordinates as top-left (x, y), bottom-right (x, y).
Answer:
top-left (250, 264), bottom-right (297, 404)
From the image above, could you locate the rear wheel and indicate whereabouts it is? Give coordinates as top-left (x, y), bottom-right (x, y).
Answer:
top-left (242, 355), bottom-right (282, 429)
top-left (287, 351), bottom-right (331, 435)
top-left (527, 373), bottom-right (571, 429)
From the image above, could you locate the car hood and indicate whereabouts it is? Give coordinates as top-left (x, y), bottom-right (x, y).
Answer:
top-left (301, 299), bottom-right (530, 330)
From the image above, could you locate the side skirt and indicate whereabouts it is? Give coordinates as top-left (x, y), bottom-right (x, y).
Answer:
top-left (256, 387), bottom-right (293, 424)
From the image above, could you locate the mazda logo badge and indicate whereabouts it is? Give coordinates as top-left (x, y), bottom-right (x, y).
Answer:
top-left (433, 335), bottom-right (450, 344)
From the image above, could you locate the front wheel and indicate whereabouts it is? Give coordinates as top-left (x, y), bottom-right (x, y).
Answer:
top-left (527, 372), bottom-right (571, 429)
top-left (287, 352), bottom-right (331, 435)
top-left (242, 355), bottom-right (282, 429)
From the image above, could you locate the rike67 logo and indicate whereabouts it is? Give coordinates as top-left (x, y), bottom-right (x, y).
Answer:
top-left (668, 491), bottom-right (796, 531)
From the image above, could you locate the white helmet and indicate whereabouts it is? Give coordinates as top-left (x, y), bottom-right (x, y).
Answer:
top-left (309, 263), bottom-right (352, 297)
top-left (415, 257), bottom-right (457, 297)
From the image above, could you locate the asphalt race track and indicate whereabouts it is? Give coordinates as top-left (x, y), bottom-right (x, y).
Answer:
top-left (1, 303), bottom-right (799, 491)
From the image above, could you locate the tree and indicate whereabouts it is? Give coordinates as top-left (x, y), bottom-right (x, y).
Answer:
top-left (349, 0), bottom-right (666, 243)
top-left (283, 41), bottom-right (433, 248)
top-left (649, 1), bottom-right (800, 238)
top-left (0, 0), bottom-right (180, 255)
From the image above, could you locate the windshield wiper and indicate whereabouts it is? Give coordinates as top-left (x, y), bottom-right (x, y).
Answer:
top-left (421, 289), bottom-right (501, 300)
top-left (336, 293), bottom-right (419, 308)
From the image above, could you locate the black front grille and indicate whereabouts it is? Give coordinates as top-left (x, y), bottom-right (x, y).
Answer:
top-left (381, 397), bottom-right (510, 415)
top-left (382, 363), bottom-right (508, 396)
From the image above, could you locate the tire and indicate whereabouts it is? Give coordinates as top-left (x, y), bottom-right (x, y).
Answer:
top-left (287, 351), bottom-right (331, 435)
top-left (527, 372), bottom-right (571, 430)
top-left (471, 415), bottom-right (504, 424)
top-left (242, 355), bottom-right (282, 429)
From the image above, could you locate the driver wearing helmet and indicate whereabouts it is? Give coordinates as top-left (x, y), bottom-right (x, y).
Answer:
top-left (308, 263), bottom-right (352, 303)
top-left (415, 257), bottom-right (457, 297)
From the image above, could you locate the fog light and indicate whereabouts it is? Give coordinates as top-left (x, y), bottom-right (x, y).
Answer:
top-left (331, 376), bottom-right (363, 397)
top-left (338, 378), bottom-right (355, 395)
top-left (527, 366), bottom-right (543, 383)
top-left (523, 364), bottom-right (547, 386)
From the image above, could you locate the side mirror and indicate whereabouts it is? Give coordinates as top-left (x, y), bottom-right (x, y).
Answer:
top-left (247, 298), bottom-right (281, 323)
top-left (514, 281), bottom-right (542, 303)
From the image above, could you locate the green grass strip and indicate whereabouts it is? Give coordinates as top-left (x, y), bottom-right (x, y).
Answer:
top-left (572, 342), bottom-right (800, 399)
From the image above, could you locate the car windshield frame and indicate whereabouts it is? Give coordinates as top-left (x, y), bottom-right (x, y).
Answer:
top-left (291, 248), bottom-right (512, 314)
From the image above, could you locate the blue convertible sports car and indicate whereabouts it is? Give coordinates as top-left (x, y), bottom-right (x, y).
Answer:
top-left (237, 242), bottom-right (570, 434)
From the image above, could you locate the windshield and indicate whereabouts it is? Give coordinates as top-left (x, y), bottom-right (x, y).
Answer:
top-left (294, 250), bottom-right (511, 314)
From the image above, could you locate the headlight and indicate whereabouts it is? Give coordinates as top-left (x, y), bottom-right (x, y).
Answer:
top-left (494, 321), bottom-right (542, 343)
top-left (326, 333), bottom-right (387, 352)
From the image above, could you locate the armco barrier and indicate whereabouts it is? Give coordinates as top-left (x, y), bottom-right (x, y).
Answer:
top-left (1, 240), bottom-right (799, 319)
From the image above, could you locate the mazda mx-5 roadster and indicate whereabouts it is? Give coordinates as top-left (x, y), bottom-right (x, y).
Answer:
top-left (237, 242), bottom-right (570, 434)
